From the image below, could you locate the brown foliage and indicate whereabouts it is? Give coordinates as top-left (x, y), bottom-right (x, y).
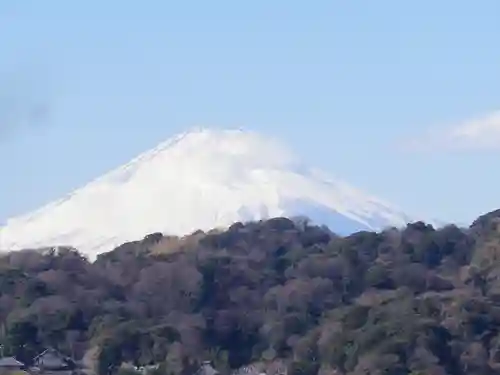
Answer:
top-left (2, 211), bottom-right (500, 375)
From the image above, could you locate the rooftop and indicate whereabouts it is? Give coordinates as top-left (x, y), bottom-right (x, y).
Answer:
top-left (0, 357), bottom-right (24, 367)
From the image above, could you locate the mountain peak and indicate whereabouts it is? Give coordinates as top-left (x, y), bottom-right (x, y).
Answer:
top-left (0, 128), bottom-right (422, 259)
top-left (153, 127), bottom-right (296, 165)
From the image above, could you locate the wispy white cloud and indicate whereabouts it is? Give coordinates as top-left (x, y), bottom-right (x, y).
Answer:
top-left (403, 111), bottom-right (500, 152)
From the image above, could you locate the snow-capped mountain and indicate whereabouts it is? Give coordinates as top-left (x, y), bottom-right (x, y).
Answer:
top-left (0, 128), bottom-right (422, 259)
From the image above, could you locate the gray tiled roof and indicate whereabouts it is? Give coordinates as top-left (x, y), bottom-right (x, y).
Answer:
top-left (0, 357), bottom-right (24, 367)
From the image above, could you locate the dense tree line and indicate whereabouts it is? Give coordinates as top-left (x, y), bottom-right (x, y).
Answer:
top-left (2, 211), bottom-right (500, 375)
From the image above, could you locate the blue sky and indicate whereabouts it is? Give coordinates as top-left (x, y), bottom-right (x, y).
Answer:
top-left (0, 0), bottom-right (499, 225)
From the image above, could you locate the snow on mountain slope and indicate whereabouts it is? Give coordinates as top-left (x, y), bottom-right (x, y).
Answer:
top-left (0, 128), bottom-right (420, 259)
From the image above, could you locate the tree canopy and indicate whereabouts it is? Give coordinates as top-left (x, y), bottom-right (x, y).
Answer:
top-left (2, 212), bottom-right (500, 375)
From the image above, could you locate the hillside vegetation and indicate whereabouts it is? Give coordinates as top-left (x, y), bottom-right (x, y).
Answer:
top-left (2, 211), bottom-right (500, 375)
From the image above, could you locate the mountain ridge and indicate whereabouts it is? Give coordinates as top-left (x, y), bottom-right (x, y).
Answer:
top-left (0, 128), bottom-right (429, 259)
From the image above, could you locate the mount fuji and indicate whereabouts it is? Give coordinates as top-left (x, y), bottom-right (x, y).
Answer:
top-left (0, 128), bottom-right (425, 259)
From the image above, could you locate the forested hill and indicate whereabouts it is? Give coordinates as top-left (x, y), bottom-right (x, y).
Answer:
top-left (2, 211), bottom-right (500, 375)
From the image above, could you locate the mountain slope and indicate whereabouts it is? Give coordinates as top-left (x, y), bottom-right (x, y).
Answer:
top-left (0, 128), bottom-right (421, 259)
